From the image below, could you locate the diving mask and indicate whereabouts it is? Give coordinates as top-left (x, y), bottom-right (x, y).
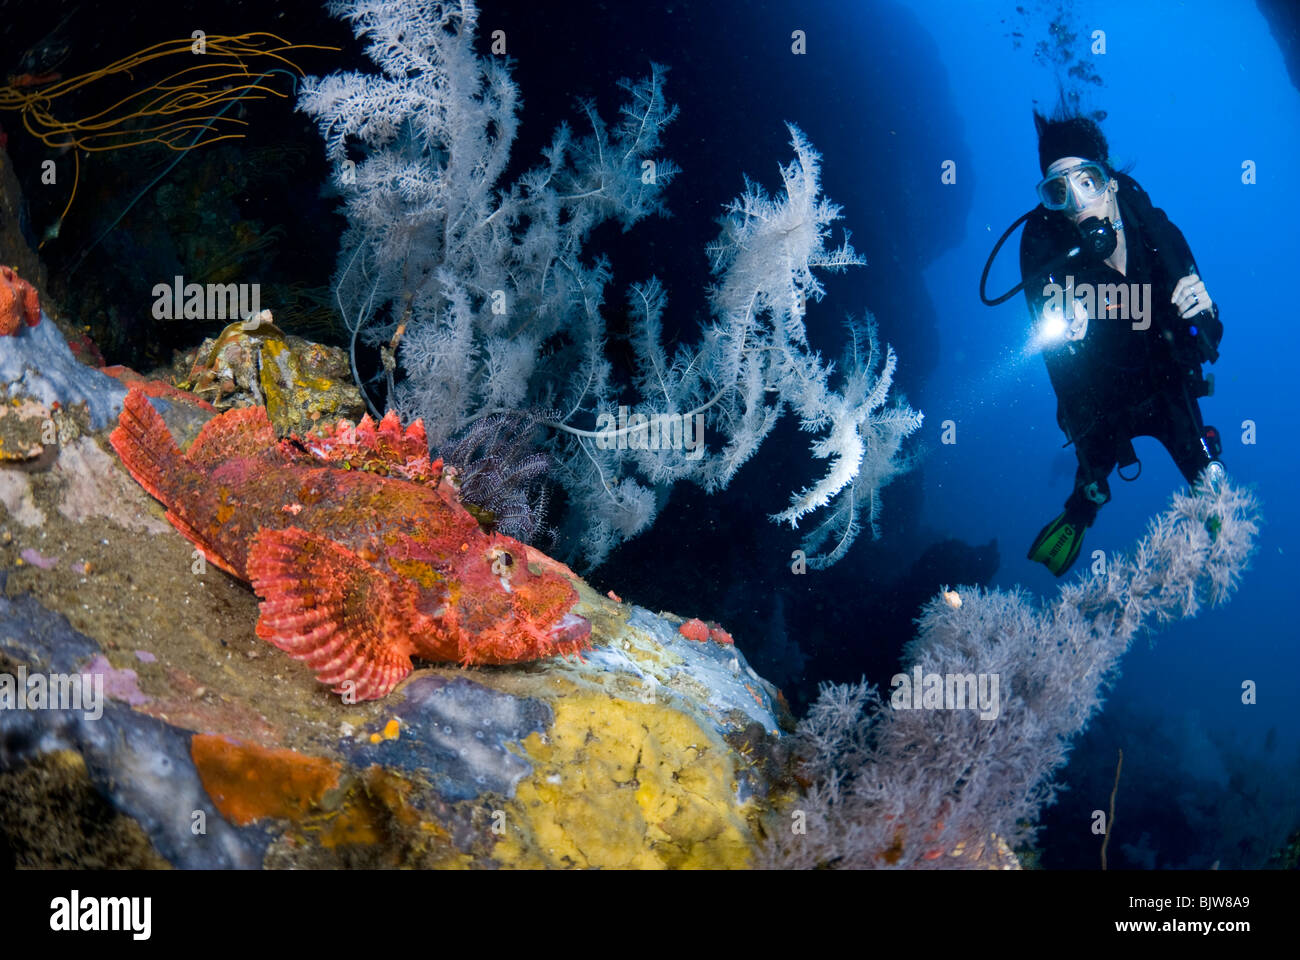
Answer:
top-left (1036, 162), bottom-right (1110, 212)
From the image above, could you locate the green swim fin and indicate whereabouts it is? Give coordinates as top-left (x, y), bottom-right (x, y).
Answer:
top-left (1028, 511), bottom-right (1085, 576)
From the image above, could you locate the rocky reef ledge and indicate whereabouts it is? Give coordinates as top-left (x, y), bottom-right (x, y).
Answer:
top-left (0, 383), bottom-right (793, 868)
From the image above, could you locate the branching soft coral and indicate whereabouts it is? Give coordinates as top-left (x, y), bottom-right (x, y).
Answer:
top-left (300, 0), bottom-right (921, 569)
top-left (758, 475), bottom-right (1261, 868)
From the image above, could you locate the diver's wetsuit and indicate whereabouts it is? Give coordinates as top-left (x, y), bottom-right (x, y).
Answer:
top-left (1020, 172), bottom-right (1221, 529)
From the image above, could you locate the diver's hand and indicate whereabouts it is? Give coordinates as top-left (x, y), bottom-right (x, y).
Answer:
top-left (1172, 274), bottom-right (1212, 318)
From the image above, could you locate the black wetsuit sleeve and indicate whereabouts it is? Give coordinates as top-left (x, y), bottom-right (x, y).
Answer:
top-left (1119, 174), bottom-right (1222, 354)
top-left (1020, 211), bottom-right (1091, 440)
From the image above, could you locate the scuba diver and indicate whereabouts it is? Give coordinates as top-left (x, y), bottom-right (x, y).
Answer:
top-left (981, 109), bottom-right (1225, 575)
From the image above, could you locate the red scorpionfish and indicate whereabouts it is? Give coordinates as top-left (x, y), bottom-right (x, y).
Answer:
top-left (110, 388), bottom-right (591, 701)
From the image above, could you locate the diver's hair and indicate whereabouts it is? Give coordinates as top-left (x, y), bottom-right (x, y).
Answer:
top-left (1032, 84), bottom-right (1120, 174)
top-left (1033, 108), bottom-right (1110, 175)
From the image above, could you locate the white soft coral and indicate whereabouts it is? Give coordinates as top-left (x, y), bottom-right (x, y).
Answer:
top-left (301, 2), bottom-right (920, 569)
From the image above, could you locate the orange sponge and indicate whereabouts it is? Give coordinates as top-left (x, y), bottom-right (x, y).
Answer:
top-left (0, 265), bottom-right (40, 336)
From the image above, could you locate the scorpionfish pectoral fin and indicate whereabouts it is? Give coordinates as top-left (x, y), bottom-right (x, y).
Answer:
top-left (247, 527), bottom-right (422, 702)
top-left (110, 387), bottom-right (250, 577)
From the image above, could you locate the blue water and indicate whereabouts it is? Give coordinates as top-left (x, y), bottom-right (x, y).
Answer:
top-left (15, 0), bottom-right (1294, 869)
top-left (582, 0), bottom-right (1300, 868)
top-left (903, 0), bottom-right (1299, 868)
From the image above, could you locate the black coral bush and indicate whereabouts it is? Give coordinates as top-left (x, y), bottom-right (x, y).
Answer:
top-left (299, 0), bottom-right (922, 568)
top-left (759, 476), bottom-right (1260, 868)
